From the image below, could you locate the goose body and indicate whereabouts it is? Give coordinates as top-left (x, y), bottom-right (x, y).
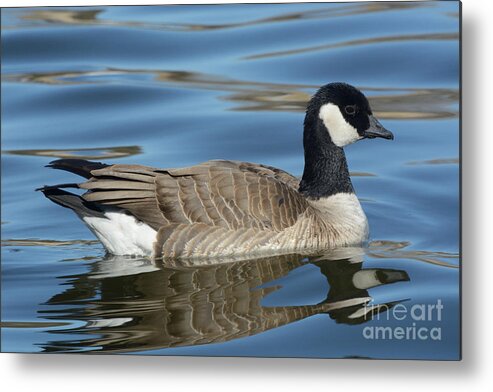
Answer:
top-left (39, 83), bottom-right (393, 259)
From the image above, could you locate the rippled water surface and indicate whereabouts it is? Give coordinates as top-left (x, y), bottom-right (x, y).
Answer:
top-left (1, 2), bottom-right (460, 359)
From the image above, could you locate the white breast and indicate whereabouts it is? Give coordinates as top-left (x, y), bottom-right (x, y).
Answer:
top-left (308, 193), bottom-right (369, 245)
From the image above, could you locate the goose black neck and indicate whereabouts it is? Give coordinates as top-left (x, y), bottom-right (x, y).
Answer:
top-left (299, 114), bottom-right (354, 199)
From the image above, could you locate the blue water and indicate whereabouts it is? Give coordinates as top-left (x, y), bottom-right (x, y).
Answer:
top-left (1, 2), bottom-right (460, 359)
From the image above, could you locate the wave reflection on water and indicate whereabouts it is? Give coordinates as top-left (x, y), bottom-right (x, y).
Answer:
top-left (3, 68), bottom-right (458, 119)
top-left (3, 3), bottom-right (429, 32)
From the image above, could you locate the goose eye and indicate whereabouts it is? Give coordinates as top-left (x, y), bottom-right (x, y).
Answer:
top-left (344, 105), bottom-right (357, 115)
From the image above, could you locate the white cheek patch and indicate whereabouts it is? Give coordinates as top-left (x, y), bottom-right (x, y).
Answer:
top-left (319, 103), bottom-right (361, 147)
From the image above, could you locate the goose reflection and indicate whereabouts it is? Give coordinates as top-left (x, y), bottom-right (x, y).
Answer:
top-left (39, 249), bottom-right (409, 353)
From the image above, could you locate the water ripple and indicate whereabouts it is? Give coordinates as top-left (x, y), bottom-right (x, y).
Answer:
top-left (3, 68), bottom-right (458, 119)
top-left (2, 145), bottom-right (142, 159)
top-left (244, 32), bottom-right (459, 60)
top-left (3, 2), bottom-right (428, 32)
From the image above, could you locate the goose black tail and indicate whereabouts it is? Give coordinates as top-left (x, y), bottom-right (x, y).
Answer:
top-left (46, 158), bottom-right (109, 179)
top-left (37, 186), bottom-right (106, 218)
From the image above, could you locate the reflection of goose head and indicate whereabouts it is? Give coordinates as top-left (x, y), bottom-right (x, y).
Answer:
top-left (40, 251), bottom-right (409, 353)
top-left (313, 258), bottom-right (409, 325)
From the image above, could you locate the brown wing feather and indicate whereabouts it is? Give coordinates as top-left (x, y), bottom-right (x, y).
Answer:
top-left (154, 160), bottom-right (308, 231)
top-left (78, 160), bottom-right (308, 235)
top-left (79, 164), bottom-right (168, 230)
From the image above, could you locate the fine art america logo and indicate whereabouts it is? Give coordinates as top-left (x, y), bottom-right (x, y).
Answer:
top-left (362, 299), bottom-right (443, 341)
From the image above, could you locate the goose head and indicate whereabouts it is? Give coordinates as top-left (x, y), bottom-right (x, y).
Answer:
top-left (300, 83), bottom-right (393, 199)
top-left (305, 82), bottom-right (393, 148)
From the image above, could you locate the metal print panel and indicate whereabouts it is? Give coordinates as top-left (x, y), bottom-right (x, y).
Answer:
top-left (0, 1), bottom-right (461, 359)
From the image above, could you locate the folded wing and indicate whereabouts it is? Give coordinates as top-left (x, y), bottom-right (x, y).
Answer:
top-left (79, 159), bottom-right (308, 233)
